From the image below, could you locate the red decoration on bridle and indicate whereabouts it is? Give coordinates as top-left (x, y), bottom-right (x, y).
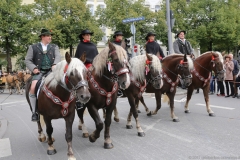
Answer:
top-left (146, 59), bottom-right (151, 65)
top-left (180, 60), bottom-right (184, 64)
top-left (145, 59), bottom-right (151, 75)
top-left (64, 64), bottom-right (69, 84)
top-left (212, 55), bottom-right (215, 61)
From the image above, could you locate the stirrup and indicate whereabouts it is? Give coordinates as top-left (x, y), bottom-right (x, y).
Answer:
top-left (32, 112), bottom-right (39, 122)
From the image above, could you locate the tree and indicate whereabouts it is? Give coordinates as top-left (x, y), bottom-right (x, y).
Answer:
top-left (0, 0), bottom-right (35, 72)
top-left (32, 0), bottom-right (103, 57)
top-left (95, 0), bottom-right (156, 45)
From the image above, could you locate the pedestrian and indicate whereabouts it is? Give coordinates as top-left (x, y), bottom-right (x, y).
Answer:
top-left (209, 71), bottom-right (216, 95)
top-left (173, 30), bottom-right (195, 58)
top-left (223, 55), bottom-right (234, 97)
top-left (25, 28), bottom-right (61, 121)
top-left (145, 32), bottom-right (165, 59)
top-left (74, 29), bottom-right (99, 109)
top-left (229, 53), bottom-right (239, 98)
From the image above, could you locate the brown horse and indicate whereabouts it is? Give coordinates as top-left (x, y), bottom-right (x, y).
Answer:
top-left (137, 54), bottom-right (193, 122)
top-left (76, 42), bottom-right (130, 149)
top-left (184, 51), bottom-right (224, 116)
top-left (122, 53), bottom-right (163, 135)
top-left (25, 53), bottom-right (91, 160)
top-left (6, 72), bottom-right (22, 94)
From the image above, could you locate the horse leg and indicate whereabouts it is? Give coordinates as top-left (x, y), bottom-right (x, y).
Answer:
top-left (131, 98), bottom-right (145, 137)
top-left (113, 106), bottom-right (119, 122)
top-left (64, 113), bottom-right (76, 160)
top-left (44, 117), bottom-right (57, 155)
top-left (148, 91), bottom-right (162, 116)
top-left (138, 96), bottom-right (150, 114)
top-left (76, 106), bottom-right (89, 138)
top-left (126, 111), bottom-right (133, 129)
top-left (203, 86), bottom-right (215, 116)
top-left (87, 104), bottom-right (103, 143)
top-left (184, 86), bottom-right (194, 113)
top-left (102, 108), bottom-right (106, 119)
top-left (37, 120), bottom-right (46, 142)
top-left (104, 107), bottom-right (114, 149)
top-left (135, 99), bottom-right (141, 113)
top-left (167, 92), bottom-right (179, 122)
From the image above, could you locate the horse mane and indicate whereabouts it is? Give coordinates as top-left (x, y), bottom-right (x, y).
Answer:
top-left (92, 45), bottom-right (128, 77)
top-left (163, 54), bottom-right (194, 70)
top-left (130, 54), bottom-right (162, 82)
top-left (44, 58), bottom-right (87, 89)
top-left (199, 51), bottom-right (223, 63)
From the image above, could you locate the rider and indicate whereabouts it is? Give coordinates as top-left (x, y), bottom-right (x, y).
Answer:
top-left (145, 32), bottom-right (165, 60)
top-left (25, 28), bottom-right (61, 122)
top-left (74, 29), bottom-right (98, 109)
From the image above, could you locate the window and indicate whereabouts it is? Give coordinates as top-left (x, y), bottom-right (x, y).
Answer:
top-left (87, 4), bottom-right (94, 16)
top-left (101, 27), bottom-right (107, 42)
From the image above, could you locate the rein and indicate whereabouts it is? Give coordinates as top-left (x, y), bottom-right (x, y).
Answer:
top-left (130, 75), bottom-right (146, 98)
top-left (162, 70), bottom-right (179, 92)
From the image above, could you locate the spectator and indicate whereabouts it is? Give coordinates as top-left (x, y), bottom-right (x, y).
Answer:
top-left (229, 53), bottom-right (239, 98)
top-left (223, 55), bottom-right (234, 97)
top-left (209, 71), bottom-right (216, 95)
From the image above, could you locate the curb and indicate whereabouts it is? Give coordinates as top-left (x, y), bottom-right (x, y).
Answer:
top-left (0, 116), bottom-right (8, 139)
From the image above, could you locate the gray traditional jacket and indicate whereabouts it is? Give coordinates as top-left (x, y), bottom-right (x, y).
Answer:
top-left (173, 38), bottom-right (193, 55)
top-left (25, 43), bottom-right (61, 71)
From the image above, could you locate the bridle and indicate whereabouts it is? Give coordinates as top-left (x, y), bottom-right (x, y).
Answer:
top-left (103, 50), bottom-right (129, 82)
top-left (177, 60), bottom-right (192, 81)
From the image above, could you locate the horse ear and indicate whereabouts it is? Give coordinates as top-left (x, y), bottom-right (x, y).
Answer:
top-left (108, 40), bottom-right (115, 51)
top-left (65, 52), bottom-right (71, 64)
top-left (80, 52), bottom-right (87, 63)
top-left (146, 53), bottom-right (152, 61)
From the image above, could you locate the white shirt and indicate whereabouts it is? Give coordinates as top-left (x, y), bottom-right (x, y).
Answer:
top-left (40, 42), bottom-right (49, 52)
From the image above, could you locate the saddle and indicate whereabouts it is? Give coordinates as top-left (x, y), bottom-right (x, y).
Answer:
top-left (34, 71), bottom-right (51, 97)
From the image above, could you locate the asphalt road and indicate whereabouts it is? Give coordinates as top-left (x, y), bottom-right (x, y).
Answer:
top-left (0, 90), bottom-right (240, 160)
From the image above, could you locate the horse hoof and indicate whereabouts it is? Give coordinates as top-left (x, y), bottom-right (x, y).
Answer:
top-left (185, 110), bottom-right (190, 113)
top-left (138, 132), bottom-right (145, 137)
top-left (104, 143), bottom-right (114, 149)
top-left (137, 110), bottom-right (141, 113)
top-left (173, 119), bottom-right (180, 122)
top-left (78, 125), bottom-right (82, 130)
top-left (209, 113), bottom-right (215, 117)
top-left (38, 136), bottom-right (46, 142)
top-left (89, 135), bottom-right (96, 143)
top-left (147, 112), bottom-right (152, 116)
top-left (114, 117), bottom-right (119, 122)
top-left (47, 149), bottom-right (57, 155)
top-left (126, 125), bottom-right (133, 129)
top-left (82, 133), bottom-right (89, 138)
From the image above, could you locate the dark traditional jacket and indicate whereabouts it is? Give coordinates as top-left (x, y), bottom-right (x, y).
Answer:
top-left (74, 41), bottom-right (98, 63)
top-left (25, 43), bottom-right (61, 71)
top-left (145, 41), bottom-right (165, 58)
top-left (173, 38), bottom-right (193, 55)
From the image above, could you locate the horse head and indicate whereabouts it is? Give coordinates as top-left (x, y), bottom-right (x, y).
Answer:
top-left (63, 52), bottom-right (91, 104)
top-left (107, 41), bottom-right (130, 90)
top-left (177, 54), bottom-right (193, 87)
top-left (145, 53), bottom-right (163, 89)
top-left (211, 52), bottom-right (224, 81)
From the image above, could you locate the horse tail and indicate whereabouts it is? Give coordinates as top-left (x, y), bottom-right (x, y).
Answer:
top-left (40, 114), bottom-right (45, 128)
top-left (162, 94), bottom-right (170, 104)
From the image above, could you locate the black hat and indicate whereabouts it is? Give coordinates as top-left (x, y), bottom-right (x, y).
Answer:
top-left (145, 32), bottom-right (156, 41)
top-left (39, 28), bottom-right (53, 37)
top-left (176, 30), bottom-right (186, 37)
top-left (78, 29), bottom-right (94, 40)
top-left (113, 31), bottom-right (123, 38)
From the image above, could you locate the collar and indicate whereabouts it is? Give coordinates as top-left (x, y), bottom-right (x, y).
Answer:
top-left (40, 42), bottom-right (49, 47)
top-left (115, 39), bottom-right (121, 42)
top-left (83, 40), bottom-right (90, 43)
top-left (148, 40), bottom-right (154, 43)
top-left (178, 38), bottom-right (185, 43)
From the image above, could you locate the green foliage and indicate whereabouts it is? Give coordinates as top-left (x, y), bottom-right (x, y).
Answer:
top-left (15, 53), bottom-right (26, 70)
top-left (95, 0), bottom-right (156, 45)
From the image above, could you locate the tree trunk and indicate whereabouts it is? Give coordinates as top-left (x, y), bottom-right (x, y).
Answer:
top-left (70, 44), bottom-right (73, 57)
top-left (6, 36), bottom-right (12, 73)
top-left (208, 41), bottom-right (213, 51)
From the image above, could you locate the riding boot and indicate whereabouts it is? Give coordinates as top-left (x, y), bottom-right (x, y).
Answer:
top-left (76, 100), bottom-right (85, 110)
top-left (29, 93), bottom-right (39, 122)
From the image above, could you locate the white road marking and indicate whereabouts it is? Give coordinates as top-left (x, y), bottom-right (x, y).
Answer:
top-left (5, 105), bottom-right (16, 108)
top-left (196, 103), bottom-right (235, 110)
top-left (0, 138), bottom-right (12, 158)
top-left (151, 96), bottom-right (187, 102)
top-left (0, 100), bottom-right (27, 105)
top-left (119, 100), bottom-right (128, 103)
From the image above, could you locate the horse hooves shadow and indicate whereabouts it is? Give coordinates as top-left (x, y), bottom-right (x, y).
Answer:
top-left (82, 133), bottom-right (89, 138)
top-left (137, 110), bottom-right (141, 113)
top-left (126, 125), bottom-right (133, 129)
top-left (104, 143), bottom-right (114, 149)
top-left (184, 110), bottom-right (190, 113)
top-left (209, 113), bottom-right (215, 117)
top-left (89, 135), bottom-right (97, 143)
top-left (147, 111), bottom-right (152, 116)
top-left (47, 149), bottom-right (57, 155)
top-left (114, 117), bottom-right (119, 122)
top-left (138, 132), bottom-right (145, 137)
top-left (173, 119), bottom-right (180, 122)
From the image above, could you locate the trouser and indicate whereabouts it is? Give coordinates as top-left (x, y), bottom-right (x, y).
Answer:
top-left (225, 80), bottom-right (234, 96)
top-left (233, 75), bottom-right (238, 95)
top-left (217, 81), bottom-right (224, 94)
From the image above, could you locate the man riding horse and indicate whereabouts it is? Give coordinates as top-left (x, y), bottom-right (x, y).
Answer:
top-left (74, 29), bottom-right (99, 109)
top-left (25, 28), bottom-right (61, 122)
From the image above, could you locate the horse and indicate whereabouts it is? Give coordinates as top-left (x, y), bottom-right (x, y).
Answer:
top-left (6, 72), bottom-right (22, 94)
top-left (25, 53), bottom-right (91, 160)
top-left (136, 54), bottom-right (193, 122)
top-left (76, 42), bottom-right (130, 149)
top-left (122, 53), bottom-right (163, 135)
top-left (184, 51), bottom-right (224, 116)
